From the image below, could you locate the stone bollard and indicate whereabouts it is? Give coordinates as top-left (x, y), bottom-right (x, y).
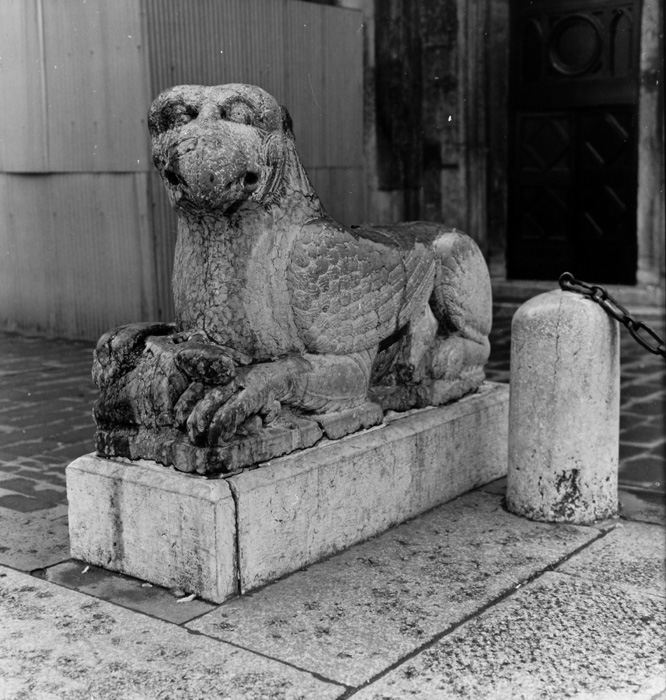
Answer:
top-left (506, 289), bottom-right (620, 523)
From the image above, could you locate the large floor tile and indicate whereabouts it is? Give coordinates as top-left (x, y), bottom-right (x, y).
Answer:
top-left (44, 561), bottom-right (218, 624)
top-left (189, 491), bottom-right (596, 687)
top-left (352, 572), bottom-right (666, 699)
top-left (0, 565), bottom-right (344, 700)
top-left (557, 521), bottom-right (666, 597)
top-left (0, 507), bottom-right (69, 570)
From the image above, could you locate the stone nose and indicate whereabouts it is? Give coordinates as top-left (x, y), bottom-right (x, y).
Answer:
top-left (196, 102), bottom-right (225, 123)
top-left (172, 135), bottom-right (261, 202)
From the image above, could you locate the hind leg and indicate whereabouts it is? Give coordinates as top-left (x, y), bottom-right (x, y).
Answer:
top-left (427, 230), bottom-right (492, 404)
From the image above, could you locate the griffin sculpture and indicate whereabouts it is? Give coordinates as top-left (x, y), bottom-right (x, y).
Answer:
top-left (93, 84), bottom-right (492, 474)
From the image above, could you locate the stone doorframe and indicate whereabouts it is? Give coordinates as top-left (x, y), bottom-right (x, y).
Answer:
top-left (635, 0), bottom-right (664, 289)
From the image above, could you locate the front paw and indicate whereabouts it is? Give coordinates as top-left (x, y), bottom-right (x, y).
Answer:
top-left (184, 373), bottom-right (279, 446)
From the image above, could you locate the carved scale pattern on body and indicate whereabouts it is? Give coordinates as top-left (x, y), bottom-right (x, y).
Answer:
top-left (288, 221), bottom-right (439, 355)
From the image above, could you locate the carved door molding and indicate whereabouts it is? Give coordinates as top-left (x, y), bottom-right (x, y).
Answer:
top-left (508, 0), bottom-right (641, 283)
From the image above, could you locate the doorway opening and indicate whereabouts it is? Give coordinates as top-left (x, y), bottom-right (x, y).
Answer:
top-left (507, 0), bottom-right (641, 284)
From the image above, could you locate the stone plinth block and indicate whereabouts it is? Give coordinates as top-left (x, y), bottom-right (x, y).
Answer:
top-left (232, 383), bottom-right (509, 593)
top-left (507, 290), bottom-right (620, 524)
top-left (66, 457), bottom-right (237, 602)
top-left (68, 383), bottom-right (508, 603)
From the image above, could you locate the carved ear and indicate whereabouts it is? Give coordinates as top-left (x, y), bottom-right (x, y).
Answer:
top-left (281, 106), bottom-right (295, 139)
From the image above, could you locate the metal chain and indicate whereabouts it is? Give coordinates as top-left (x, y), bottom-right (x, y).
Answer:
top-left (558, 272), bottom-right (666, 359)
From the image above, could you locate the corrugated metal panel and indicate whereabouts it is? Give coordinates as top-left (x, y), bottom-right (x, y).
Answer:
top-left (282, 1), bottom-right (327, 167)
top-left (144, 0), bottom-right (283, 96)
top-left (321, 5), bottom-right (364, 167)
top-left (0, 0), bottom-right (48, 171)
top-left (310, 167), bottom-right (366, 226)
top-left (143, 0), bottom-right (362, 170)
top-left (149, 172), bottom-right (178, 322)
top-left (42, 0), bottom-right (150, 171)
top-left (0, 173), bottom-right (158, 339)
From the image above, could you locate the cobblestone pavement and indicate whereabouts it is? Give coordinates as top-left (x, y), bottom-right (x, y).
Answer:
top-left (0, 334), bottom-right (96, 516)
top-left (0, 309), bottom-right (663, 519)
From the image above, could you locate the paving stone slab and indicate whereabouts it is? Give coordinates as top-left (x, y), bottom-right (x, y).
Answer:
top-left (0, 508), bottom-right (69, 570)
top-left (189, 491), bottom-right (597, 687)
top-left (557, 521), bottom-right (666, 597)
top-left (44, 560), bottom-right (217, 624)
top-left (352, 572), bottom-right (666, 700)
top-left (619, 489), bottom-right (666, 526)
top-left (0, 565), bottom-right (344, 700)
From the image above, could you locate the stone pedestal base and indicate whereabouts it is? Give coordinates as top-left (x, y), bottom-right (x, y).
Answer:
top-left (67, 383), bottom-right (509, 603)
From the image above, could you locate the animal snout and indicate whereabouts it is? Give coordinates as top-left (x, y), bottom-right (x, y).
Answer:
top-left (206, 168), bottom-right (259, 194)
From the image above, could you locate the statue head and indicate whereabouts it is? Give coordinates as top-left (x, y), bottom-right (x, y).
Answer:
top-left (148, 84), bottom-right (295, 215)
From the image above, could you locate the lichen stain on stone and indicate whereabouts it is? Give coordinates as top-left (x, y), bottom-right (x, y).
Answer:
top-left (551, 468), bottom-right (585, 520)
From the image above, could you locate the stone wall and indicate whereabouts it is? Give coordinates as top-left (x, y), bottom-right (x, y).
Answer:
top-left (637, 0), bottom-right (665, 288)
top-left (350, 0), bottom-right (499, 263)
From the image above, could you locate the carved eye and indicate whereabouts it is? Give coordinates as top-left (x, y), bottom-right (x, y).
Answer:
top-left (172, 103), bottom-right (198, 126)
top-left (152, 102), bottom-right (198, 134)
top-left (225, 101), bottom-right (254, 125)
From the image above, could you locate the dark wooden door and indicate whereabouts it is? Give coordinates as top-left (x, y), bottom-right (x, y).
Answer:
top-left (508, 0), bottom-right (641, 284)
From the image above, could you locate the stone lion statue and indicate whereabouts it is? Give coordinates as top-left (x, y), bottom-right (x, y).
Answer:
top-left (92, 84), bottom-right (492, 474)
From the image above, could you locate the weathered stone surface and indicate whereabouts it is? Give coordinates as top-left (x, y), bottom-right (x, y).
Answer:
top-left (507, 290), bottom-right (620, 523)
top-left (558, 521), bottom-right (666, 597)
top-left (92, 83), bottom-right (493, 472)
top-left (314, 402), bottom-right (384, 440)
top-left (0, 508), bottom-right (69, 571)
top-left (44, 560), bottom-right (217, 624)
top-left (0, 565), bottom-right (344, 700)
top-left (230, 383), bottom-right (508, 593)
top-left (189, 491), bottom-right (596, 687)
top-left (67, 454), bottom-right (237, 602)
top-left (351, 573), bottom-right (666, 699)
top-left (95, 411), bottom-right (324, 475)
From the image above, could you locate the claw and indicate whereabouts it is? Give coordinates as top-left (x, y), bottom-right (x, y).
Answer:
top-left (260, 398), bottom-right (281, 425)
top-left (236, 415), bottom-right (263, 437)
top-left (186, 383), bottom-right (238, 444)
top-left (208, 401), bottom-right (246, 444)
top-left (173, 382), bottom-right (206, 428)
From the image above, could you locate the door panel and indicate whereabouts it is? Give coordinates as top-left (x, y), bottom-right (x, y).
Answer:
top-left (508, 0), bottom-right (640, 283)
